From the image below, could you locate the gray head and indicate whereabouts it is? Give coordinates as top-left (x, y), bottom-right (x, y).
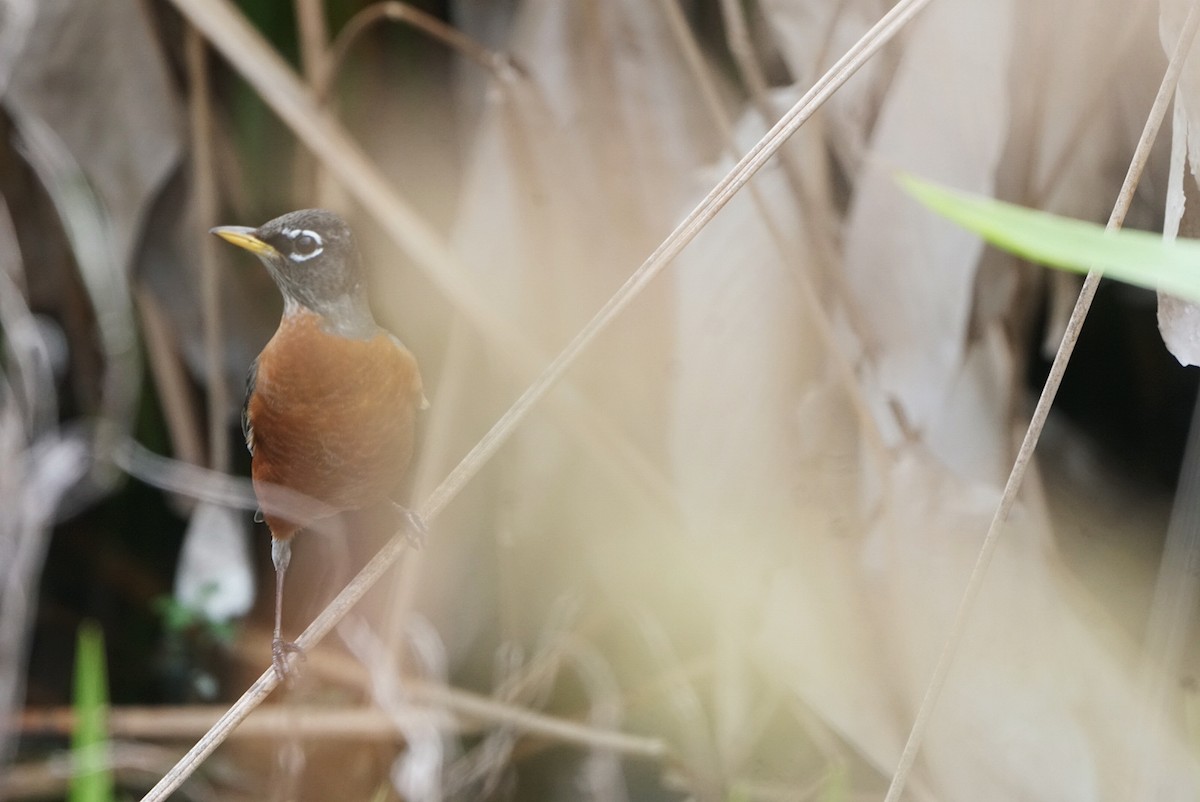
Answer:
top-left (212, 209), bottom-right (376, 337)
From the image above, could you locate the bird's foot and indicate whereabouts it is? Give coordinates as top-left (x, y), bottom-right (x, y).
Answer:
top-left (393, 503), bottom-right (429, 549)
top-left (272, 637), bottom-right (305, 684)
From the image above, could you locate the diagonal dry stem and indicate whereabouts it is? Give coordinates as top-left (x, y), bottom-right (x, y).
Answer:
top-left (142, 0), bottom-right (934, 798)
top-left (881, 3), bottom-right (1200, 799)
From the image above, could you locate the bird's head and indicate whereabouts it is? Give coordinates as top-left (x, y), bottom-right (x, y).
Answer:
top-left (212, 209), bottom-right (374, 336)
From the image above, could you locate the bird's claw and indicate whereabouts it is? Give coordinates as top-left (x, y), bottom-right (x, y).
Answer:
top-left (272, 637), bottom-right (305, 684)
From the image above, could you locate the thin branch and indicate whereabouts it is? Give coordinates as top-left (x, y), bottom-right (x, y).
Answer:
top-left (143, 0), bottom-right (931, 797)
top-left (881, 4), bottom-right (1200, 800)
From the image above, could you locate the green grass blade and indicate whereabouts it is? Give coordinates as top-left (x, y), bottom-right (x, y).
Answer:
top-left (69, 620), bottom-right (114, 802)
top-left (896, 172), bottom-right (1200, 303)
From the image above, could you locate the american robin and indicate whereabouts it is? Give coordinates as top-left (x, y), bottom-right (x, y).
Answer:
top-left (211, 209), bottom-right (427, 680)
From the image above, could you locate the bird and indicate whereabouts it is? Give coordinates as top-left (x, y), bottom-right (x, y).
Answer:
top-left (211, 209), bottom-right (427, 681)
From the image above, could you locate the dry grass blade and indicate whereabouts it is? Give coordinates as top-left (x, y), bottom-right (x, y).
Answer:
top-left (185, 28), bottom-right (230, 473)
top-left (15, 699), bottom-right (668, 756)
top-left (717, 0), bottom-right (807, 200)
top-left (293, 0), bottom-right (329, 85)
top-left (143, 1), bottom-right (933, 798)
top-left (131, 287), bottom-right (206, 472)
top-left (658, 0), bottom-right (889, 461)
top-left (880, 3), bottom-right (1200, 799)
top-left (322, 1), bottom-right (512, 101)
top-left (114, 436), bottom-right (257, 511)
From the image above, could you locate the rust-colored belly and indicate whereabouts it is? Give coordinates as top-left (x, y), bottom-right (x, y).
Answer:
top-left (248, 310), bottom-right (423, 539)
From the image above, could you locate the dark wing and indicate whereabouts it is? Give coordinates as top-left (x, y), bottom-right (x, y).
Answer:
top-left (242, 358), bottom-right (258, 456)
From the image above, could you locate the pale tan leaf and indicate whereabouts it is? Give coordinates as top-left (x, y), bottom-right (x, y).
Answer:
top-left (4, 0), bottom-right (184, 272)
top-left (1158, 92), bottom-right (1200, 365)
top-left (841, 0), bottom-right (1013, 451)
top-left (1162, 0), bottom-right (1200, 190)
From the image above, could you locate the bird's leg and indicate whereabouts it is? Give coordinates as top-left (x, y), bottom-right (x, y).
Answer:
top-left (270, 538), bottom-right (303, 682)
top-left (392, 503), bottom-right (429, 549)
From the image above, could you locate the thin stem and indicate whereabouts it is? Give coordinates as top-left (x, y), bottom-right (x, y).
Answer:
top-left (294, 0), bottom-right (329, 86)
top-left (15, 700), bottom-right (668, 757)
top-left (130, 289), bottom-right (206, 473)
top-left (717, 0), bottom-right (809, 201)
top-left (184, 28), bottom-right (230, 473)
top-left (881, 3), bottom-right (1200, 799)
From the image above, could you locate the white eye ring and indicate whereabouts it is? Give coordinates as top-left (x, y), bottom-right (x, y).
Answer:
top-left (282, 228), bottom-right (324, 262)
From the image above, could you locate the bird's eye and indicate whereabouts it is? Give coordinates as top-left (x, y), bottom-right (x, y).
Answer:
top-left (293, 233), bottom-right (320, 257)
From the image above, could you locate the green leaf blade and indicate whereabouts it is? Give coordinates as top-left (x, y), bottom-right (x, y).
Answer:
top-left (897, 172), bottom-right (1200, 304)
top-left (69, 621), bottom-right (114, 802)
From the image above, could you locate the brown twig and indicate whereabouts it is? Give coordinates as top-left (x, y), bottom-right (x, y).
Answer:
top-left (880, 3), bottom-right (1200, 800)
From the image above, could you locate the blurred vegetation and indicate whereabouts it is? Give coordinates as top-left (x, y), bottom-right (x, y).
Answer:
top-left (5, 1), bottom-right (1200, 801)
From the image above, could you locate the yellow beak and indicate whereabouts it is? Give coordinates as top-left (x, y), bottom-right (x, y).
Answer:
top-left (210, 226), bottom-right (279, 258)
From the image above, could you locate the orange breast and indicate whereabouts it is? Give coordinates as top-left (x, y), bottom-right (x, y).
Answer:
top-left (248, 310), bottom-right (423, 538)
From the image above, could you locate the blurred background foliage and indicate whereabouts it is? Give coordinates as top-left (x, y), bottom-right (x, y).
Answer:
top-left (4, 0), bottom-right (1200, 800)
